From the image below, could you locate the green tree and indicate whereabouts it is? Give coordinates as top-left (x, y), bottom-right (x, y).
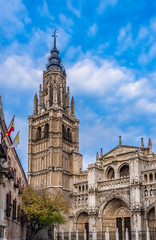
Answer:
top-left (21, 186), bottom-right (69, 240)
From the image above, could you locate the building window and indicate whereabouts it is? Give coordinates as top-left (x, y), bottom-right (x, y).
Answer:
top-left (120, 165), bottom-right (129, 177)
top-left (67, 128), bottom-right (72, 142)
top-left (44, 123), bottom-right (49, 138)
top-left (6, 192), bottom-right (11, 217)
top-left (144, 174), bottom-right (147, 183)
top-left (62, 125), bottom-right (72, 142)
top-left (17, 206), bottom-right (21, 222)
top-left (107, 167), bottom-right (115, 179)
top-left (12, 199), bottom-right (17, 220)
top-left (36, 126), bottom-right (41, 139)
top-left (62, 124), bottom-right (66, 139)
top-left (149, 173), bottom-right (153, 182)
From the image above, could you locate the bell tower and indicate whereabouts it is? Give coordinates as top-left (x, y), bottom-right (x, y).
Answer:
top-left (28, 31), bottom-right (83, 193)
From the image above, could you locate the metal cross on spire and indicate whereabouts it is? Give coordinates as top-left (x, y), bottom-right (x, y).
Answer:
top-left (52, 29), bottom-right (58, 49)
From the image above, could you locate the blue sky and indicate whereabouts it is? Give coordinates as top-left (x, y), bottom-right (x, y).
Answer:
top-left (1, 0), bottom-right (156, 172)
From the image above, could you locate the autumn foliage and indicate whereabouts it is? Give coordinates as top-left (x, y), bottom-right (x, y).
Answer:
top-left (21, 186), bottom-right (69, 240)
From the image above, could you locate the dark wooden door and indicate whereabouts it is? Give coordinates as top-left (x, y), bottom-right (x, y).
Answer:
top-left (116, 218), bottom-right (122, 240)
top-left (124, 217), bottom-right (131, 240)
top-left (85, 223), bottom-right (89, 240)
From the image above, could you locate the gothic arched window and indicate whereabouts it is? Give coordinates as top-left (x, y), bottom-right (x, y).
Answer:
top-left (44, 123), bottom-right (49, 138)
top-left (36, 126), bottom-right (41, 139)
top-left (62, 124), bottom-right (66, 139)
top-left (69, 131), bottom-right (72, 142)
top-left (144, 174), bottom-right (147, 183)
top-left (67, 128), bottom-right (70, 139)
top-left (120, 165), bottom-right (129, 177)
top-left (149, 173), bottom-right (153, 182)
top-left (107, 167), bottom-right (115, 179)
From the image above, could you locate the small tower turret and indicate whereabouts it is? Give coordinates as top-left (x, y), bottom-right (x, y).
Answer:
top-left (100, 148), bottom-right (103, 159)
top-left (33, 93), bottom-right (38, 115)
top-left (71, 96), bottom-right (75, 116)
top-left (141, 138), bottom-right (144, 149)
top-left (67, 86), bottom-right (70, 115)
top-left (119, 136), bottom-right (122, 146)
top-left (148, 138), bottom-right (152, 155)
top-left (39, 84), bottom-right (42, 114)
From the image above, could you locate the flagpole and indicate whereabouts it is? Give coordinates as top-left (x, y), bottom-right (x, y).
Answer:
top-left (1, 115), bottom-right (15, 142)
top-left (7, 115), bottom-right (15, 130)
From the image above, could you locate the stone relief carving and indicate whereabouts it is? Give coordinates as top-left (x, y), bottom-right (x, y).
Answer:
top-left (88, 206), bottom-right (99, 215)
top-left (132, 201), bottom-right (143, 211)
top-left (131, 176), bottom-right (141, 184)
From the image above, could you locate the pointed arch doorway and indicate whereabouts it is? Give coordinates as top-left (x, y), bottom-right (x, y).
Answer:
top-left (77, 212), bottom-right (89, 239)
top-left (102, 198), bottom-right (131, 240)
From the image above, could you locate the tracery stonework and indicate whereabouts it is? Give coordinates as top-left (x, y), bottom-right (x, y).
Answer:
top-left (28, 34), bottom-right (156, 237)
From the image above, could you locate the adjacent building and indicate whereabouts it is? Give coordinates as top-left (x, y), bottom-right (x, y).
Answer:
top-left (28, 34), bottom-right (156, 238)
top-left (0, 97), bottom-right (27, 240)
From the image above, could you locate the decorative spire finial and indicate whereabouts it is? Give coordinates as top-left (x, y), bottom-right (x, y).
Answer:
top-left (119, 136), bottom-right (122, 145)
top-left (52, 29), bottom-right (58, 49)
top-left (148, 138), bottom-right (152, 146)
top-left (141, 138), bottom-right (144, 149)
top-left (100, 148), bottom-right (103, 158)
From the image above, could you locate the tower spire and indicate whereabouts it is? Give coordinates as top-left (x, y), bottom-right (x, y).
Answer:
top-left (52, 29), bottom-right (58, 49)
top-left (46, 30), bottom-right (65, 72)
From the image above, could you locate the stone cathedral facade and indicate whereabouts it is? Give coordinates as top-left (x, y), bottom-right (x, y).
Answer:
top-left (28, 34), bottom-right (156, 238)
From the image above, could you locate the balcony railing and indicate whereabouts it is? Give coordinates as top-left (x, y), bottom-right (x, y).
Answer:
top-left (97, 177), bottom-right (130, 190)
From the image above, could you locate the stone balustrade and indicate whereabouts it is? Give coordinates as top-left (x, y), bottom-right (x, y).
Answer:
top-left (97, 177), bottom-right (130, 190)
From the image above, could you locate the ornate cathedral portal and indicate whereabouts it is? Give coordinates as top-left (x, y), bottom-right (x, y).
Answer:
top-left (102, 199), bottom-right (131, 240)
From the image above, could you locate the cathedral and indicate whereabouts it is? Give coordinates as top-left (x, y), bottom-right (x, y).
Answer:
top-left (28, 33), bottom-right (156, 239)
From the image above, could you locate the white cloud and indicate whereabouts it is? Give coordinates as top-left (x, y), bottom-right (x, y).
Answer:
top-left (97, 43), bottom-right (109, 53)
top-left (138, 42), bottom-right (156, 65)
top-left (116, 23), bottom-right (133, 55)
top-left (88, 23), bottom-right (97, 37)
top-left (0, 0), bottom-right (31, 37)
top-left (67, 57), bottom-right (133, 95)
top-left (116, 78), bottom-right (154, 101)
top-left (65, 45), bottom-right (83, 60)
top-left (38, 0), bottom-right (54, 20)
top-left (136, 98), bottom-right (156, 113)
top-left (0, 55), bottom-right (42, 89)
top-left (149, 17), bottom-right (156, 33)
top-left (67, 0), bottom-right (81, 17)
top-left (137, 26), bottom-right (149, 40)
top-left (97, 0), bottom-right (118, 14)
top-left (116, 17), bottom-right (156, 64)
top-left (59, 14), bottom-right (74, 32)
